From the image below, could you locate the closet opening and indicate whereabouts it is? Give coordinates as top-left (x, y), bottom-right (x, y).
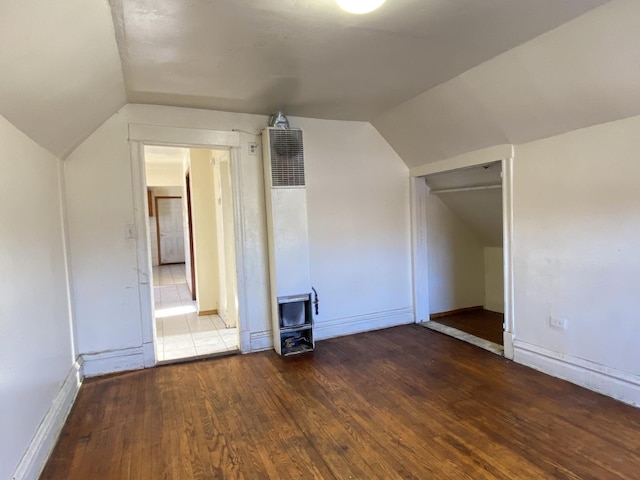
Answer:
top-left (422, 161), bottom-right (506, 355)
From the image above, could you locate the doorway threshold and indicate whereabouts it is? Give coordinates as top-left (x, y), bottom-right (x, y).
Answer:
top-left (155, 348), bottom-right (239, 367)
top-left (421, 321), bottom-right (504, 356)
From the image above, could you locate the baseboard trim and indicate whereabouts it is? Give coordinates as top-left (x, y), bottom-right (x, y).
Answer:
top-left (513, 340), bottom-right (640, 407)
top-left (82, 346), bottom-right (145, 377)
top-left (12, 359), bottom-right (83, 480)
top-left (315, 307), bottom-right (414, 341)
top-left (249, 330), bottom-right (273, 352)
top-left (429, 305), bottom-right (483, 319)
top-left (198, 309), bottom-right (218, 316)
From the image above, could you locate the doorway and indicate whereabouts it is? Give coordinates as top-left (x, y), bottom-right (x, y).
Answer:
top-left (143, 145), bottom-right (240, 363)
top-left (156, 196), bottom-right (185, 264)
top-left (414, 158), bottom-right (513, 356)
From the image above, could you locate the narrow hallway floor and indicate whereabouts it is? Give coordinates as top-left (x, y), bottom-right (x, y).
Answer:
top-left (153, 263), bottom-right (238, 362)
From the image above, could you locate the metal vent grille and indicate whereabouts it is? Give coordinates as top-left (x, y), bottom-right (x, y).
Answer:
top-left (269, 129), bottom-right (305, 187)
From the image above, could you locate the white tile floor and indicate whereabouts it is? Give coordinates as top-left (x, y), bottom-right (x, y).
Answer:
top-left (153, 263), bottom-right (238, 362)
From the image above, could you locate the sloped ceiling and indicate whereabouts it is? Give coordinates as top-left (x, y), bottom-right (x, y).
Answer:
top-left (0, 0), bottom-right (628, 163)
top-left (0, 0), bottom-right (126, 158)
top-left (373, 0), bottom-right (640, 168)
top-left (425, 163), bottom-right (503, 247)
top-left (109, 0), bottom-right (605, 122)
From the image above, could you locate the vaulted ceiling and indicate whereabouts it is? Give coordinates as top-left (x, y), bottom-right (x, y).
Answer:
top-left (3, 0), bottom-right (636, 164)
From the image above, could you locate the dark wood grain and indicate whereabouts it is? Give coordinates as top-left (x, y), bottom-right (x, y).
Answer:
top-left (41, 325), bottom-right (640, 479)
top-left (433, 309), bottom-right (504, 345)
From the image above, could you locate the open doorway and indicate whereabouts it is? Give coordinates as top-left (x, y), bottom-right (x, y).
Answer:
top-left (421, 161), bottom-right (506, 355)
top-left (144, 145), bottom-right (239, 363)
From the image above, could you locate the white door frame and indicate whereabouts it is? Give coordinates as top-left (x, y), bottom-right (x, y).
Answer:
top-left (128, 124), bottom-right (249, 366)
top-left (409, 145), bottom-right (515, 359)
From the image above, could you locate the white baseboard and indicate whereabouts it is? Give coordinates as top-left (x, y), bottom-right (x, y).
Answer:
top-left (314, 307), bottom-right (414, 341)
top-left (82, 346), bottom-right (145, 377)
top-left (513, 340), bottom-right (640, 407)
top-left (249, 330), bottom-right (273, 352)
top-left (12, 359), bottom-right (83, 480)
top-left (247, 308), bottom-right (414, 353)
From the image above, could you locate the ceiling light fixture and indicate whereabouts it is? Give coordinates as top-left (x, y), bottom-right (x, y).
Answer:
top-left (337, 0), bottom-right (386, 14)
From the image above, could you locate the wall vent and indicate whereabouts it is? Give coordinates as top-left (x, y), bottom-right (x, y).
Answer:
top-left (269, 128), bottom-right (305, 187)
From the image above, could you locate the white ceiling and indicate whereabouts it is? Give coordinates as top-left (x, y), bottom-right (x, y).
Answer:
top-left (434, 188), bottom-right (503, 247)
top-left (109, 0), bottom-right (606, 121)
top-left (0, 0), bottom-right (625, 161)
top-left (425, 163), bottom-right (503, 246)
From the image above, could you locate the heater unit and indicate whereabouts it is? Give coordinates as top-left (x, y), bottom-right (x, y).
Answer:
top-left (262, 127), bottom-right (314, 355)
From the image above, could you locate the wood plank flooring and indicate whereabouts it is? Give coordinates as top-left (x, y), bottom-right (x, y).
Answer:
top-left (433, 309), bottom-right (504, 345)
top-left (41, 325), bottom-right (640, 479)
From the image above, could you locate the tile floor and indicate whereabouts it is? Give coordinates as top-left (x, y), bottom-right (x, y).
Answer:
top-left (153, 263), bottom-right (238, 362)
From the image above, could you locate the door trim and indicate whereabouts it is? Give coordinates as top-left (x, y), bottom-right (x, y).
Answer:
top-left (128, 125), bottom-right (246, 367)
top-left (409, 145), bottom-right (515, 359)
top-left (185, 172), bottom-right (196, 301)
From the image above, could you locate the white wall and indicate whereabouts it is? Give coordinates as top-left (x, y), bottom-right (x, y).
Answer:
top-left (512, 114), bottom-right (640, 404)
top-left (484, 247), bottom-right (504, 313)
top-left (65, 110), bottom-right (143, 357)
top-left (0, 114), bottom-right (75, 478)
top-left (299, 118), bottom-right (413, 334)
top-left (189, 148), bottom-right (220, 313)
top-left (427, 193), bottom-right (485, 314)
top-left (63, 104), bottom-right (412, 364)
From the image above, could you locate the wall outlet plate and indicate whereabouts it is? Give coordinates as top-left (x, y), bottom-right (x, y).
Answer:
top-left (549, 316), bottom-right (567, 330)
top-left (248, 142), bottom-right (258, 155)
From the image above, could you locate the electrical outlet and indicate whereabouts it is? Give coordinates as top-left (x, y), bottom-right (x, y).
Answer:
top-left (248, 142), bottom-right (258, 155)
top-left (549, 316), bottom-right (567, 330)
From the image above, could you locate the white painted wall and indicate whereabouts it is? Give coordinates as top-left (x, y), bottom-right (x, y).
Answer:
top-left (427, 193), bottom-right (485, 314)
top-left (0, 114), bottom-right (75, 478)
top-left (300, 118), bottom-right (413, 333)
top-left (484, 247), bottom-right (504, 313)
top-left (65, 110), bottom-right (143, 356)
top-left (512, 114), bottom-right (640, 403)
top-left (63, 104), bottom-right (412, 361)
top-left (189, 148), bottom-right (220, 313)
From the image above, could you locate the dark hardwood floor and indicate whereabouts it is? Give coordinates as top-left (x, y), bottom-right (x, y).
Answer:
top-left (41, 325), bottom-right (640, 479)
top-left (433, 309), bottom-right (504, 345)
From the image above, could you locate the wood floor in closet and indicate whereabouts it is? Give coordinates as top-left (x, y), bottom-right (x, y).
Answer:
top-left (41, 325), bottom-right (640, 479)
top-left (432, 309), bottom-right (504, 345)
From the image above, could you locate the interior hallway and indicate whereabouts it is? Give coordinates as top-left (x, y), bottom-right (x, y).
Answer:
top-left (153, 264), bottom-right (237, 362)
